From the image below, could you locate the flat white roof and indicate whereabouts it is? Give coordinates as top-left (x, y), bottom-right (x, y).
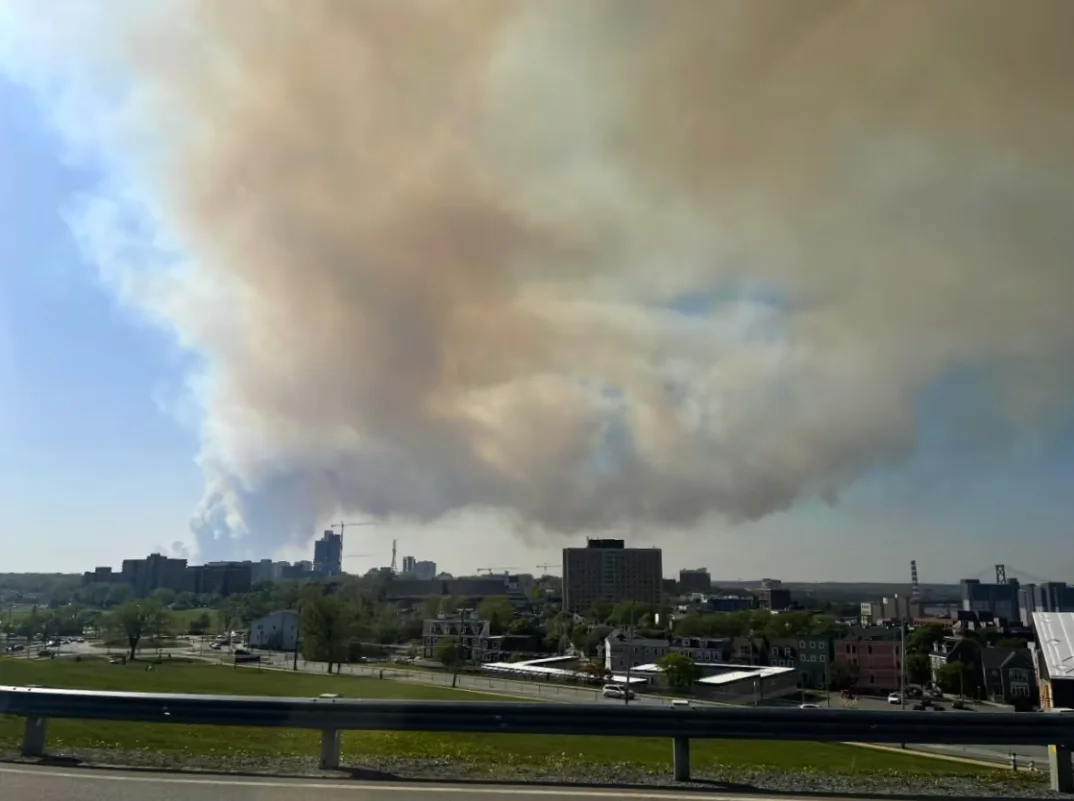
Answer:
top-left (629, 662), bottom-right (795, 685)
top-left (1034, 612), bottom-right (1074, 680)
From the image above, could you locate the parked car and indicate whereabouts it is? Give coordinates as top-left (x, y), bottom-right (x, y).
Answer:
top-left (670, 699), bottom-right (692, 708)
top-left (601, 684), bottom-right (634, 700)
top-left (887, 693), bottom-right (902, 704)
top-left (799, 703), bottom-right (822, 709)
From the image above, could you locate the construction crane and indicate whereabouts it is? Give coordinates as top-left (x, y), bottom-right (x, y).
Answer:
top-left (327, 520), bottom-right (375, 540)
top-left (344, 553), bottom-right (373, 559)
top-left (477, 566), bottom-right (519, 574)
top-left (536, 563), bottom-right (559, 573)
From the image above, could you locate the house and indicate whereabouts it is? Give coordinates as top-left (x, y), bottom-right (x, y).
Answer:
top-left (769, 636), bottom-right (832, 689)
top-left (930, 636), bottom-right (1036, 706)
top-left (248, 609), bottom-right (299, 651)
top-left (1032, 611), bottom-right (1074, 710)
top-left (603, 628), bottom-right (730, 672)
top-left (422, 614), bottom-right (493, 663)
top-left (834, 628), bottom-right (903, 693)
top-left (980, 646), bottom-right (1036, 707)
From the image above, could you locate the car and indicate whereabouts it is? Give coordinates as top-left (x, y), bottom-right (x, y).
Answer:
top-left (799, 703), bottom-right (822, 709)
top-left (601, 684), bottom-right (635, 700)
top-left (670, 699), bottom-right (692, 708)
top-left (887, 693), bottom-right (902, 704)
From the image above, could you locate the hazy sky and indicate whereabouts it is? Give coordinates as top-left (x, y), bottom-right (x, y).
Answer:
top-left (2, 1), bottom-right (1072, 582)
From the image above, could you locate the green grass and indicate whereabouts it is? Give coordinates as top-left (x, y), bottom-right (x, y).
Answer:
top-left (0, 659), bottom-right (1001, 776)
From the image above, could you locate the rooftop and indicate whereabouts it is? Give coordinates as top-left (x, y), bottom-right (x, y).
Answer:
top-left (1034, 612), bottom-right (1074, 681)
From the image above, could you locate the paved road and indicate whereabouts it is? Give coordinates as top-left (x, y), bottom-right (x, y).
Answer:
top-left (0, 764), bottom-right (868, 801)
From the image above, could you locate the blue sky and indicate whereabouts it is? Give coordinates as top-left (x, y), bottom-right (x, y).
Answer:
top-left (2, 72), bottom-right (1073, 582)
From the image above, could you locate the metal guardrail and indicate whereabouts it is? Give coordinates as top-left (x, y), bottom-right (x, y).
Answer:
top-left (1, 685), bottom-right (1072, 790)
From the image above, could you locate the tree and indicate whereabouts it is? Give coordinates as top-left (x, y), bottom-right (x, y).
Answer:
top-left (935, 661), bottom-right (966, 695)
top-left (437, 636), bottom-right (461, 669)
top-left (299, 595), bottom-right (357, 673)
top-left (108, 599), bottom-right (170, 660)
top-left (906, 623), bottom-right (947, 655)
top-left (657, 652), bottom-right (702, 692)
top-left (477, 596), bottom-right (515, 635)
top-left (906, 652), bottom-right (931, 685)
top-left (827, 661), bottom-right (860, 691)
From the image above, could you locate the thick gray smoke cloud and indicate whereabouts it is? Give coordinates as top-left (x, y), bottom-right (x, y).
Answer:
top-left (5, 0), bottom-right (1074, 558)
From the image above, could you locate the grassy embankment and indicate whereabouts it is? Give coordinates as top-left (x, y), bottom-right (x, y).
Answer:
top-left (0, 657), bottom-right (999, 776)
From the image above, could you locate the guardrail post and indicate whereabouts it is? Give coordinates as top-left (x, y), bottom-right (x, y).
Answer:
top-left (673, 736), bottom-right (691, 781)
top-left (318, 693), bottom-right (341, 770)
top-left (22, 716), bottom-right (48, 757)
top-left (1049, 745), bottom-right (1073, 793)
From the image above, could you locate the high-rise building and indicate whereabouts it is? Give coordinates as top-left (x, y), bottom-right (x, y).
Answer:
top-left (414, 560), bottom-right (437, 580)
top-left (561, 539), bottom-right (662, 614)
top-left (402, 555), bottom-right (417, 574)
top-left (313, 530), bottom-right (343, 577)
top-left (679, 568), bottom-right (712, 594)
top-left (116, 553), bottom-right (187, 596)
top-left (961, 577), bottom-right (1020, 622)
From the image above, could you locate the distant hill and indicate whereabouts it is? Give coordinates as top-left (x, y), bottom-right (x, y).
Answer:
top-left (712, 579), bottom-right (961, 602)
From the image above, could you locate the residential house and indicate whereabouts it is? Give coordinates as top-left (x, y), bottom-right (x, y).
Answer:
top-left (422, 614), bottom-right (493, 663)
top-left (834, 628), bottom-right (903, 694)
top-left (769, 636), bottom-right (832, 689)
top-left (248, 609), bottom-right (299, 651)
top-left (603, 629), bottom-right (730, 672)
top-left (1032, 612), bottom-right (1074, 710)
top-left (930, 637), bottom-right (1037, 706)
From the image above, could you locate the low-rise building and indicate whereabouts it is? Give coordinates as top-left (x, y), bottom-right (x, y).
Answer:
top-left (248, 610), bottom-right (299, 651)
top-left (603, 629), bottom-right (730, 672)
top-left (769, 636), bottom-right (832, 689)
top-left (422, 615), bottom-right (493, 663)
top-left (1033, 611), bottom-right (1074, 710)
top-left (834, 628), bottom-right (903, 693)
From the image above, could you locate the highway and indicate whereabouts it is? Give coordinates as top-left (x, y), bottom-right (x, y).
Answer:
top-left (0, 764), bottom-right (877, 801)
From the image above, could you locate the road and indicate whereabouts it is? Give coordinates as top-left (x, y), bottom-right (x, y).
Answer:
top-left (0, 764), bottom-right (876, 801)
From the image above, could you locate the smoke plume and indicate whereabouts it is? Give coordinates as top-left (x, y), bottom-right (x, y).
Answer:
top-left (5, 0), bottom-right (1074, 558)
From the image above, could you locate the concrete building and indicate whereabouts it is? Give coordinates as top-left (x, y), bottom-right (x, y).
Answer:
top-left (313, 531), bottom-right (343, 577)
top-left (422, 614), bottom-right (493, 663)
top-left (248, 609), bottom-right (299, 651)
top-left (960, 578), bottom-right (1020, 622)
top-left (753, 578), bottom-right (792, 611)
top-left (562, 539), bottom-right (662, 615)
top-left (603, 628), bottom-right (730, 673)
top-left (1033, 612), bottom-right (1074, 711)
top-left (679, 568), bottom-right (712, 594)
top-left (413, 560), bottom-right (437, 580)
top-left (834, 628), bottom-right (904, 694)
top-left (184, 562), bottom-right (252, 597)
top-left (400, 557), bottom-right (437, 580)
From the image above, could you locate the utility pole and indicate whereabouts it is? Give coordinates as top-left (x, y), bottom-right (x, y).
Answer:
top-left (624, 603), bottom-right (635, 706)
top-left (896, 593), bottom-right (906, 710)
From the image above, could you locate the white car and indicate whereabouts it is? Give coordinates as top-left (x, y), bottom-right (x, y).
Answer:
top-left (799, 703), bottom-right (822, 709)
top-left (670, 699), bottom-right (692, 708)
top-left (601, 684), bottom-right (635, 700)
top-left (888, 693), bottom-right (902, 704)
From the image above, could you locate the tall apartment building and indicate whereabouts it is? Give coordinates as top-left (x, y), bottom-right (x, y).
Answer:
top-left (119, 553), bottom-right (187, 596)
top-left (679, 568), bottom-right (712, 594)
top-left (414, 560), bottom-right (437, 580)
top-left (313, 531), bottom-right (343, 577)
top-left (402, 555), bottom-right (416, 574)
top-left (562, 539), bottom-right (662, 614)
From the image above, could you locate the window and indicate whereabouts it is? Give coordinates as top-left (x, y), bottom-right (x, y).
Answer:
top-left (819, 655), bottom-right (826, 663)
top-left (810, 641), bottom-right (816, 649)
top-left (799, 640), bottom-right (806, 649)
top-left (809, 654), bottom-right (817, 662)
top-left (867, 646), bottom-right (873, 654)
top-left (869, 675), bottom-right (875, 684)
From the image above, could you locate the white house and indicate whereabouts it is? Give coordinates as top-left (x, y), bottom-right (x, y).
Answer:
top-left (249, 609), bottom-right (299, 651)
